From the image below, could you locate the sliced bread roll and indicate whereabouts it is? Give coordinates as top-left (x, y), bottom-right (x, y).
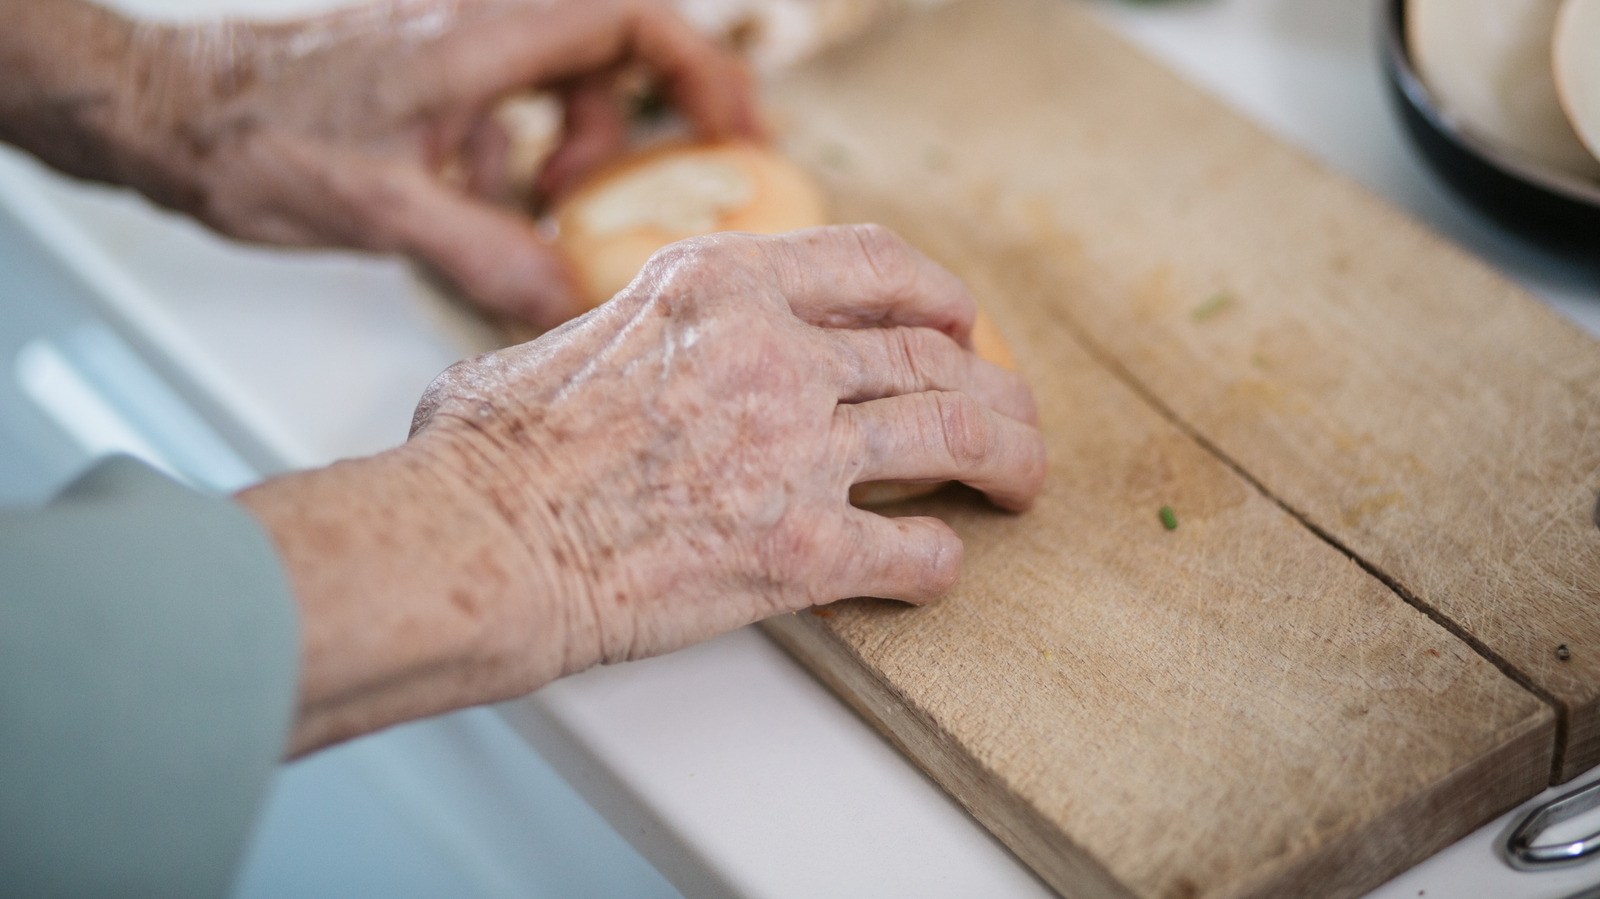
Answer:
top-left (554, 141), bottom-right (830, 309)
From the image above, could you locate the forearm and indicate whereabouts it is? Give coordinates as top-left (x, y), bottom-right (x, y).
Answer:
top-left (0, 0), bottom-right (230, 212)
top-left (236, 434), bottom-right (570, 758)
top-left (0, 0), bottom-right (130, 180)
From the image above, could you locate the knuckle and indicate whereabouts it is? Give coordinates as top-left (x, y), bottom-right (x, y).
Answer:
top-left (831, 406), bottom-right (867, 471)
top-left (847, 223), bottom-right (917, 296)
top-left (882, 327), bottom-right (950, 394)
top-left (881, 328), bottom-right (921, 391)
top-left (932, 392), bottom-right (989, 467)
top-left (924, 526), bottom-right (963, 594)
top-left (877, 519), bottom-right (963, 603)
top-left (640, 234), bottom-right (765, 306)
top-left (696, 230), bottom-right (758, 261)
top-left (908, 327), bottom-right (958, 378)
top-left (643, 235), bottom-right (715, 276)
top-left (823, 331), bottom-right (862, 389)
top-left (647, 233), bottom-right (744, 277)
top-left (410, 356), bottom-right (481, 435)
top-left (849, 222), bottom-right (901, 253)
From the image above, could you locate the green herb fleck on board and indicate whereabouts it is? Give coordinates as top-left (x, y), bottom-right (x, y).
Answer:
top-left (1191, 292), bottom-right (1233, 322)
top-left (1159, 505), bottom-right (1178, 531)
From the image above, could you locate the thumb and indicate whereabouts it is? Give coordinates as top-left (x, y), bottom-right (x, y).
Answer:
top-left (384, 167), bottom-right (587, 332)
top-left (536, 72), bottom-right (629, 203)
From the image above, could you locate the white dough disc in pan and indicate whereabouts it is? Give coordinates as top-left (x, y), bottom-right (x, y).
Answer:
top-left (1407, 0), bottom-right (1600, 179)
top-left (1555, 0), bottom-right (1600, 166)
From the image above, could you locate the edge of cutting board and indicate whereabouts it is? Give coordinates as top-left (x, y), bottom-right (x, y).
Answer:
top-left (763, 612), bottom-right (1554, 899)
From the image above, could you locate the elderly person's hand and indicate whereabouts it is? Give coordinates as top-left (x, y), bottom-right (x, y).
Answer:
top-left (239, 225), bottom-right (1046, 755)
top-left (1, 0), bottom-right (758, 329)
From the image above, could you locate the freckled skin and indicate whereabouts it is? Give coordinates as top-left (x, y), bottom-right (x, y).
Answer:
top-left (2, 3), bottom-right (1047, 760)
top-left (415, 225), bottom-right (1048, 693)
top-left (246, 226), bottom-right (1046, 757)
top-left (0, 0), bottom-right (762, 330)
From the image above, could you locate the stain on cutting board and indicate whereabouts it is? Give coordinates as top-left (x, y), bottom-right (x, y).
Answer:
top-left (760, 0), bottom-right (1586, 895)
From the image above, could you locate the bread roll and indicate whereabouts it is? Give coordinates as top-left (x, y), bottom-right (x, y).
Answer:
top-left (554, 141), bottom-right (830, 310)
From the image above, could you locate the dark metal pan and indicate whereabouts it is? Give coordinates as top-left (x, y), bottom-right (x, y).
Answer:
top-left (1382, 0), bottom-right (1600, 255)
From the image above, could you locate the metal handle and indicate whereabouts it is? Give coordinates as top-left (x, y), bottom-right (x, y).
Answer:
top-left (1505, 778), bottom-right (1600, 870)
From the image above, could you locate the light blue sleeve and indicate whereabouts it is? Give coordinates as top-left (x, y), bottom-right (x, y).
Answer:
top-left (0, 456), bottom-right (300, 898)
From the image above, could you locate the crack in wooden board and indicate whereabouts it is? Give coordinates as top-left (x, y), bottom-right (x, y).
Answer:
top-left (741, 0), bottom-right (1600, 895)
top-left (765, 0), bottom-right (1600, 784)
top-left (761, 312), bottom-right (1551, 896)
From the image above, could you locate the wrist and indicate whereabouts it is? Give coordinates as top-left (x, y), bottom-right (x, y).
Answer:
top-left (238, 434), bottom-right (569, 756)
top-left (0, 1), bottom-right (133, 183)
top-left (89, 21), bottom-right (254, 217)
top-left (0, 1), bottom-right (244, 217)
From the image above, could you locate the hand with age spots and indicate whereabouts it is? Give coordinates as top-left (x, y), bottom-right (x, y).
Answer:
top-left (238, 225), bottom-right (1046, 755)
top-left (0, 0), bottom-right (759, 330)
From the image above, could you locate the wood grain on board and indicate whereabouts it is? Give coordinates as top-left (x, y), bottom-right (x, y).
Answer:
top-left (764, 293), bottom-right (1551, 897)
top-left (765, 0), bottom-right (1600, 785)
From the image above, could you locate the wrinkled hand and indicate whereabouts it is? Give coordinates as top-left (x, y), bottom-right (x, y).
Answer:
top-left (411, 224), bottom-right (1045, 674)
top-left (124, 0), bottom-right (758, 328)
top-left (243, 224), bottom-right (1045, 754)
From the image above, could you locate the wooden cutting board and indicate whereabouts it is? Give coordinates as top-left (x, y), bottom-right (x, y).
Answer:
top-left (755, 0), bottom-right (1600, 895)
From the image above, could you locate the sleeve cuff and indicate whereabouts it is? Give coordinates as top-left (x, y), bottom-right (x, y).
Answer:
top-left (0, 456), bottom-right (300, 898)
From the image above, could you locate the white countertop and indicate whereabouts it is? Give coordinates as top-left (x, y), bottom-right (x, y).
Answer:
top-left (4, 1), bottom-right (1599, 896)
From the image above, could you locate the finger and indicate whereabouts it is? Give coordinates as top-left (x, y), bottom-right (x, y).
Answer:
top-left (460, 111), bottom-right (516, 204)
top-left (376, 166), bottom-right (587, 330)
top-left (829, 512), bottom-right (963, 604)
top-left (826, 325), bottom-right (1038, 425)
top-left (537, 72), bottom-right (630, 201)
top-left (422, 1), bottom-right (761, 142)
top-left (630, 4), bottom-right (764, 140)
top-left (837, 391), bottom-right (1048, 512)
top-left (757, 224), bottom-right (978, 347)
